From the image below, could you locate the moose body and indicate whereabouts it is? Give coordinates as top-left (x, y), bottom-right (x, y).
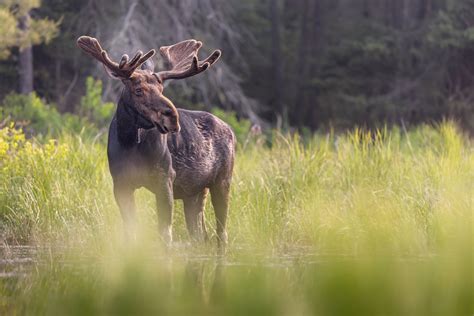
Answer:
top-left (77, 36), bottom-right (234, 246)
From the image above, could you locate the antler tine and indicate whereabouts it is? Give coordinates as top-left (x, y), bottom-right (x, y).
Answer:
top-left (119, 54), bottom-right (129, 69)
top-left (77, 36), bottom-right (155, 79)
top-left (127, 51), bottom-right (143, 68)
top-left (201, 50), bottom-right (221, 67)
top-left (100, 50), bottom-right (120, 70)
top-left (137, 50), bottom-right (156, 66)
top-left (156, 39), bottom-right (221, 83)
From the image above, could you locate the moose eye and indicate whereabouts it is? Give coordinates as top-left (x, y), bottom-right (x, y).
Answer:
top-left (163, 109), bottom-right (173, 116)
top-left (135, 88), bottom-right (143, 96)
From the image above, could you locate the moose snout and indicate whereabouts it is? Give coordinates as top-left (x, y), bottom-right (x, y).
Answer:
top-left (167, 123), bottom-right (180, 133)
top-left (162, 114), bottom-right (180, 133)
top-left (169, 119), bottom-right (181, 133)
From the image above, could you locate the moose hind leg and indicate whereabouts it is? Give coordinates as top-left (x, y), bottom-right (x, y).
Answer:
top-left (210, 181), bottom-right (230, 248)
top-left (183, 189), bottom-right (209, 242)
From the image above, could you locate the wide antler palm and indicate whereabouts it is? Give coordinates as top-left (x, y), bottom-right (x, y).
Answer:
top-left (155, 39), bottom-right (221, 82)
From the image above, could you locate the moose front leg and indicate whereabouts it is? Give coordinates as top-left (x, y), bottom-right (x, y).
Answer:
top-left (113, 183), bottom-right (137, 239)
top-left (154, 178), bottom-right (174, 245)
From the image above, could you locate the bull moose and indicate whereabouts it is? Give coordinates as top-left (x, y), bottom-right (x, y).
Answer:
top-left (77, 36), bottom-right (235, 248)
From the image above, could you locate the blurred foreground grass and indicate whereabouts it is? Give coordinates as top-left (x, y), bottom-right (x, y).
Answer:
top-left (0, 122), bottom-right (472, 315)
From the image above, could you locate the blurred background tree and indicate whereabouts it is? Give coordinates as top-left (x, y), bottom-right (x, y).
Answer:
top-left (0, 0), bottom-right (473, 132)
top-left (0, 0), bottom-right (58, 94)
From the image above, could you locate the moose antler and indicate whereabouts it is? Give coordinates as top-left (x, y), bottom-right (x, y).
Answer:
top-left (155, 39), bottom-right (221, 83)
top-left (77, 36), bottom-right (155, 79)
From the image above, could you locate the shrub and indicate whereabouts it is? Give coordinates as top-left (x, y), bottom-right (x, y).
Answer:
top-left (0, 124), bottom-right (111, 243)
top-left (0, 92), bottom-right (63, 136)
top-left (0, 92), bottom-right (96, 138)
top-left (79, 77), bottom-right (115, 128)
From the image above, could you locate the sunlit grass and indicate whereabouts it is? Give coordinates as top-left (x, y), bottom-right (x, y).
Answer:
top-left (0, 122), bottom-right (472, 315)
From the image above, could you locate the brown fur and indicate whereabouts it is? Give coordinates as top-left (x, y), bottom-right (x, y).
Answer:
top-left (77, 36), bottom-right (234, 248)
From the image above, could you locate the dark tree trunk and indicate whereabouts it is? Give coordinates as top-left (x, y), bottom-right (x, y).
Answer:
top-left (269, 0), bottom-right (285, 126)
top-left (18, 14), bottom-right (34, 94)
top-left (55, 60), bottom-right (63, 110)
top-left (418, 0), bottom-right (432, 20)
top-left (402, 0), bottom-right (410, 28)
top-left (363, 0), bottom-right (371, 18)
top-left (294, 0), bottom-right (311, 126)
top-left (307, 0), bottom-right (322, 129)
top-left (390, 0), bottom-right (401, 28)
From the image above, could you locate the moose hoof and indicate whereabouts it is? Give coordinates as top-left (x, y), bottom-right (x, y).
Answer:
top-left (161, 226), bottom-right (173, 246)
top-left (217, 231), bottom-right (228, 255)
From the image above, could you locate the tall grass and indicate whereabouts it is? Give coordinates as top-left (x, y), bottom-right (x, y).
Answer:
top-left (0, 122), bottom-right (472, 315)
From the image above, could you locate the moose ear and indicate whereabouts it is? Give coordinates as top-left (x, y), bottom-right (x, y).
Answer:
top-left (141, 59), bottom-right (155, 72)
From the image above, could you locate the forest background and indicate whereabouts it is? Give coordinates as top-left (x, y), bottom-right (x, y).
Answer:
top-left (1, 0), bottom-right (474, 133)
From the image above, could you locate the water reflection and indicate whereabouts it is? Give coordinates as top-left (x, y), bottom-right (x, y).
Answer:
top-left (183, 257), bottom-right (225, 306)
top-left (0, 246), bottom-right (36, 278)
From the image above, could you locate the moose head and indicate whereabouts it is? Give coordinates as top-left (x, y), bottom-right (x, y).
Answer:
top-left (76, 36), bottom-right (221, 134)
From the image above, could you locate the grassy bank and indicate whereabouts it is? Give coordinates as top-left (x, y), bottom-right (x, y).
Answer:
top-left (0, 122), bottom-right (472, 315)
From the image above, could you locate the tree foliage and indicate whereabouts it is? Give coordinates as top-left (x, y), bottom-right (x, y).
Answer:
top-left (0, 0), bottom-right (58, 59)
top-left (1, 0), bottom-right (474, 132)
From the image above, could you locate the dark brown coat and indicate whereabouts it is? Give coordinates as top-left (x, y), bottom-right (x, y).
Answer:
top-left (77, 36), bottom-right (234, 246)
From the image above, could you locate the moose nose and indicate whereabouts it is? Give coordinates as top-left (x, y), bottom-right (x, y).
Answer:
top-left (172, 123), bottom-right (181, 133)
top-left (171, 113), bottom-right (180, 133)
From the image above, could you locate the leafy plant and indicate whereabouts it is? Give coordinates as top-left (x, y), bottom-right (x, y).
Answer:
top-left (79, 77), bottom-right (115, 128)
top-left (0, 0), bottom-right (59, 60)
top-left (0, 92), bottom-right (98, 139)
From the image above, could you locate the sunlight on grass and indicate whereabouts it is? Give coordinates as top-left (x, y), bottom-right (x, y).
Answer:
top-left (0, 122), bottom-right (472, 315)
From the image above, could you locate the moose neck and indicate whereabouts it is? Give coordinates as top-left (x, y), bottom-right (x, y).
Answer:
top-left (115, 90), bottom-right (166, 148)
